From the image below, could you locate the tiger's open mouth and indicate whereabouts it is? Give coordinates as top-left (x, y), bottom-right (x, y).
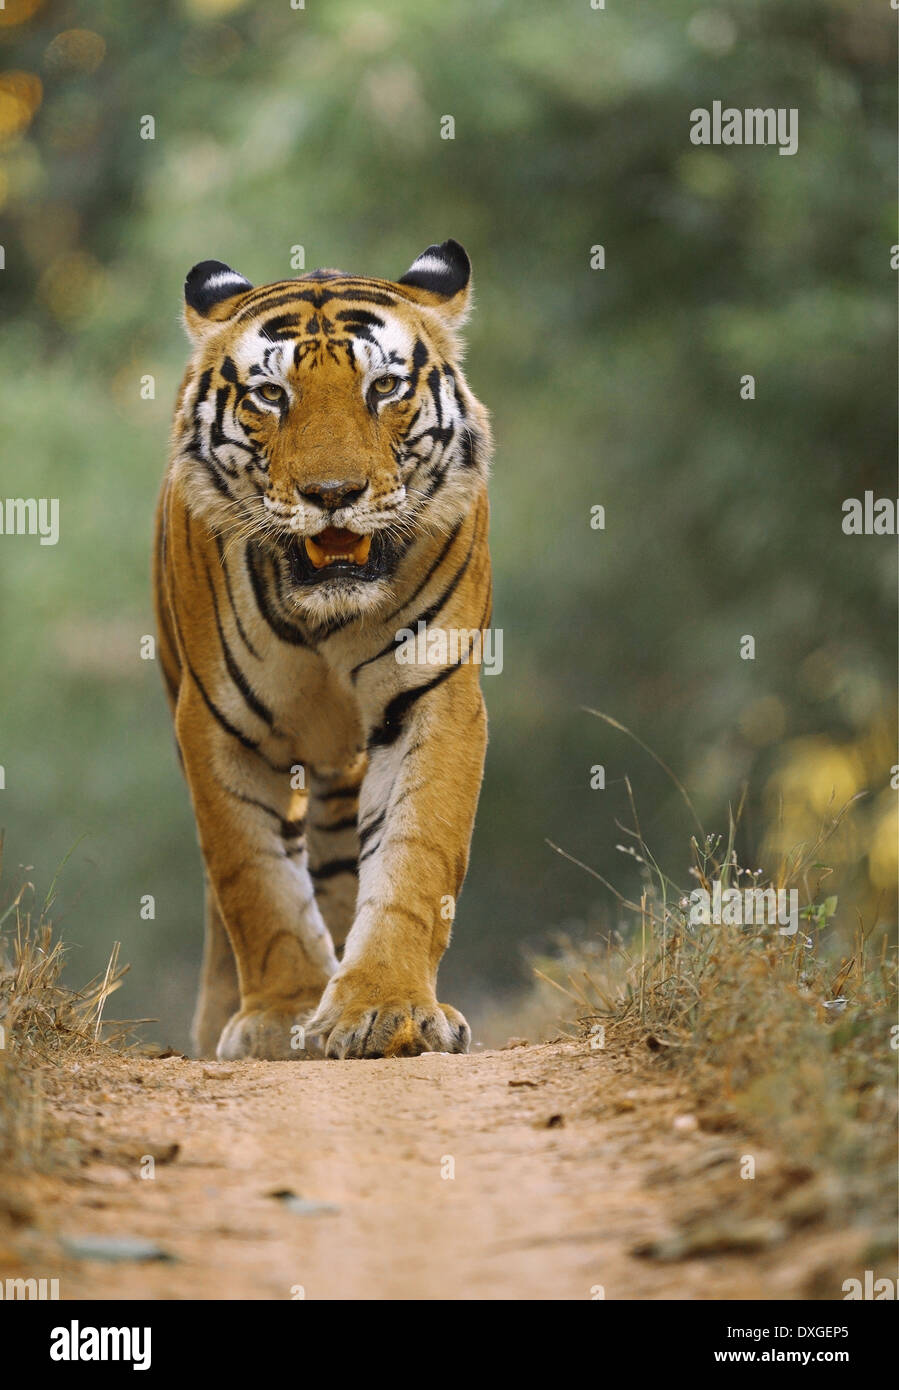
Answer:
top-left (305, 527), bottom-right (372, 570)
top-left (285, 526), bottom-right (390, 587)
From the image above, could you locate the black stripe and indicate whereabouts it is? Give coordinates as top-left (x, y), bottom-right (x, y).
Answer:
top-left (336, 309), bottom-right (385, 328)
top-left (246, 545), bottom-right (309, 646)
top-left (194, 368), bottom-right (213, 412)
top-left (222, 787), bottom-right (307, 844)
top-left (156, 510), bottom-right (181, 701)
top-left (459, 428), bottom-right (479, 468)
top-left (368, 662), bottom-right (462, 751)
top-left (358, 810), bottom-right (386, 849)
top-left (205, 559), bottom-right (274, 727)
top-left (183, 653), bottom-right (259, 752)
top-left (227, 788), bottom-right (294, 826)
top-left (170, 597), bottom-right (259, 752)
top-left (193, 450), bottom-right (234, 499)
top-left (422, 450), bottom-right (454, 500)
top-left (427, 366), bottom-right (443, 426)
top-left (310, 858), bottom-right (358, 880)
top-left (259, 314), bottom-right (308, 340)
top-left (313, 814), bottom-right (358, 833)
top-left (214, 535), bottom-right (261, 659)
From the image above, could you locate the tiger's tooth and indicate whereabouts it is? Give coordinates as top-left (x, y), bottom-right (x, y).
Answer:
top-left (353, 535), bottom-right (372, 565)
top-left (304, 535), bottom-right (329, 569)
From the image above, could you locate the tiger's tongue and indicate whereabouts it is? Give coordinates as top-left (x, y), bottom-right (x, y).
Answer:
top-left (304, 527), bottom-right (372, 570)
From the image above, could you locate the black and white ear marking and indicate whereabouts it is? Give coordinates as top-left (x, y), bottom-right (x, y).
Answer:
top-left (399, 239), bottom-right (471, 298)
top-left (184, 260), bottom-right (253, 316)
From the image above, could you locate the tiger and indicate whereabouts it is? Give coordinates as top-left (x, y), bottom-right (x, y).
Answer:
top-left (153, 239), bottom-right (493, 1061)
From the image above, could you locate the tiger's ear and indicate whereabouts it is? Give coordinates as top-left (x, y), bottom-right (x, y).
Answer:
top-left (398, 239), bottom-right (471, 326)
top-left (183, 260), bottom-right (253, 342)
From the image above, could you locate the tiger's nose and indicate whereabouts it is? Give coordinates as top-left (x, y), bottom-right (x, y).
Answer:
top-left (300, 478), bottom-right (367, 509)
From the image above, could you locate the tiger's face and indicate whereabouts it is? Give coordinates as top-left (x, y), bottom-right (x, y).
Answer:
top-left (177, 241), bottom-right (490, 626)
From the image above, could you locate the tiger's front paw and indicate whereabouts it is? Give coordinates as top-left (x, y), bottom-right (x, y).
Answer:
top-left (216, 1001), bottom-right (323, 1061)
top-left (307, 975), bottom-right (470, 1059)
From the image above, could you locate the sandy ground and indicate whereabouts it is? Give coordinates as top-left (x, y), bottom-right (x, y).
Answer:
top-left (2, 1039), bottom-right (873, 1300)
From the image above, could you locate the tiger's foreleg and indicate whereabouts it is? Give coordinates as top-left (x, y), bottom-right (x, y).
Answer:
top-left (308, 666), bottom-right (487, 1058)
top-left (175, 682), bottom-right (340, 1059)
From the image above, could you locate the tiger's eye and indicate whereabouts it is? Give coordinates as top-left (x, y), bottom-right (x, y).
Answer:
top-left (372, 374), bottom-right (399, 396)
top-left (258, 383), bottom-right (285, 404)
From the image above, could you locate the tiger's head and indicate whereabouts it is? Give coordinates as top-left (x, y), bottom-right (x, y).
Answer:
top-left (176, 240), bottom-right (491, 626)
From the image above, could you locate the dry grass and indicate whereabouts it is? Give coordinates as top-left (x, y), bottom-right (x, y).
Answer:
top-left (0, 847), bottom-right (129, 1172)
top-left (541, 711), bottom-right (898, 1234)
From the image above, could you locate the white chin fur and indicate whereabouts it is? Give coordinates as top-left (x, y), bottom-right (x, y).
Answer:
top-left (292, 577), bottom-right (392, 627)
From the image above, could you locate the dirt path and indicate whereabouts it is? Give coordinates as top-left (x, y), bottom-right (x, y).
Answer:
top-left (7, 1040), bottom-right (861, 1300)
